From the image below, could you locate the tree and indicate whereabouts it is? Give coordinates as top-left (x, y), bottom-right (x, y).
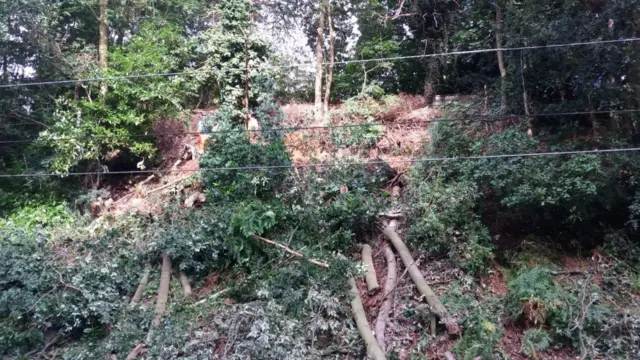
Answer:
top-left (197, 0), bottom-right (276, 122)
top-left (99, 0), bottom-right (109, 97)
top-left (314, 0), bottom-right (326, 122)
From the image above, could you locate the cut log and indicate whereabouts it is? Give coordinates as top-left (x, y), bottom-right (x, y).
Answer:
top-left (152, 254), bottom-right (172, 328)
top-left (375, 245), bottom-right (397, 352)
top-left (383, 225), bottom-right (460, 335)
top-left (130, 265), bottom-right (151, 308)
top-left (348, 278), bottom-right (386, 360)
top-left (184, 192), bottom-right (206, 208)
top-left (362, 244), bottom-right (379, 293)
top-left (179, 272), bottom-right (192, 297)
top-left (146, 175), bottom-right (193, 195)
top-left (444, 351), bottom-right (457, 360)
top-left (125, 344), bottom-right (144, 360)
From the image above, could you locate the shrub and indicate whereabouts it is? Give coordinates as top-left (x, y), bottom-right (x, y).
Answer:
top-left (199, 106), bottom-right (290, 201)
top-left (443, 283), bottom-right (504, 360)
top-left (405, 171), bottom-right (492, 273)
top-left (521, 329), bottom-right (553, 356)
top-left (0, 224), bottom-right (144, 356)
top-left (505, 268), bottom-right (564, 325)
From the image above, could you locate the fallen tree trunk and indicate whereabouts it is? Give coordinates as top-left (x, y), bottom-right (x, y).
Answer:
top-left (152, 254), bottom-right (172, 328)
top-left (382, 224), bottom-right (460, 335)
top-left (179, 272), bottom-right (192, 297)
top-left (130, 265), bottom-right (151, 308)
top-left (251, 234), bottom-right (329, 268)
top-left (444, 351), bottom-right (457, 360)
top-left (125, 344), bottom-right (145, 360)
top-left (348, 278), bottom-right (386, 360)
top-left (375, 245), bottom-right (397, 352)
top-left (362, 244), bottom-right (379, 293)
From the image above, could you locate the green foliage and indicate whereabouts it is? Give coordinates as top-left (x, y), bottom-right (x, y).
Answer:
top-left (40, 18), bottom-right (198, 173)
top-left (405, 170), bottom-right (492, 273)
top-left (196, 0), bottom-right (279, 110)
top-left (328, 94), bottom-right (399, 150)
top-left (0, 222), bottom-right (145, 356)
top-left (505, 268), bottom-right (564, 325)
top-left (0, 200), bottom-right (73, 230)
top-left (521, 329), bottom-right (553, 356)
top-left (443, 282), bottom-right (504, 360)
top-left (199, 107), bottom-right (290, 201)
top-left (427, 117), bottom-right (640, 244)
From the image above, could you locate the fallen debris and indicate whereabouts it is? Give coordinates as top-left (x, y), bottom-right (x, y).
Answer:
top-left (251, 234), bottom-right (329, 268)
top-left (130, 265), bottom-right (151, 308)
top-left (184, 191), bottom-right (206, 208)
top-left (348, 278), bottom-right (386, 360)
top-left (375, 244), bottom-right (397, 352)
top-left (179, 272), bottom-right (192, 297)
top-left (383, 223), bottom-right (460, 335)
top-left (362, 244), bottom-right (380, 293)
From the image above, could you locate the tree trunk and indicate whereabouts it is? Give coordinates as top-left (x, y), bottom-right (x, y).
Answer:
top-left (2, 15), bottom-right (9, 84)
top-left (521, 51), bottom-right (532, 137)
top-left (348, 278), bottom-right (387, 360)
top-left (98, 0), bottom-right (109, 97)
top-left (1, 51), bottom-right (7, 84)
top-left (314, 2), bottom-right (325, 123)
top-left (179, 272), bottom-right (192, 297)
top-left (323, 2), bottom-right (335, 117)
top-left (383, 224), bottom-right (460, 335)
top-left (362, 244), bottom-right (379, 293)
top-left (362, 64), bottom-right (368, 93)
top-left (152, 254), bottom-right (171, 328)
top-left (375, 245), bottom-right (397, 352)
top-left (243, 30), bottom-right (250, 128)
top-left (129, 265), bottom-right (151, 308)
top-left (495, 6), bottom-right (507, 113)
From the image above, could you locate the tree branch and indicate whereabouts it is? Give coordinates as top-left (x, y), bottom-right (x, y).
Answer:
top-left (251, 235), bottom-right (329, 268)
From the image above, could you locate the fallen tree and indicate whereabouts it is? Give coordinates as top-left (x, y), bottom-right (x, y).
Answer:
top-left (375, 244), bottom-right (397, 352)
top-left (146, 253), bottom-right (172, 343)
top-left (130, 265), bottom-right (151, 308)
top-left (383, 223), bottom-right (460, 335)
top-left (179, 271), bottom-right (192, 297)
top-left (362, 244), bottom-right (379, 293)
top-left (348, 278), bottom-right (387, 360)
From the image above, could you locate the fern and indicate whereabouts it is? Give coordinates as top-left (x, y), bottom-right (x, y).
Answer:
top-left (521, 329), bottom-right (553, 356)
top-left (505, 267), bottom-right (564, 325)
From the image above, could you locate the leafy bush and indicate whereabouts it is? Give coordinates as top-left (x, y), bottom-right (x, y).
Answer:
top-left (0, 223), bottom-right (144, 356)
top-left (405, 170), bottom-right (492, 273)
top-left (427, 117), bottom-right (640, 245)
top-left (505, 267), bottom-right (564, 325)
top-left (443, 283), bottom-right (504, 360)
top-left (40, 18), bottom-right (197, 174)
top-left (0, 200), bottom-right (73, 230)
top-left (521, 329), bottom-right (553, 356)
top-left (200, 107), bottom-right (290, 201)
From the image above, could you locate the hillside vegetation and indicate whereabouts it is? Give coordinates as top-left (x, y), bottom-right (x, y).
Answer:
top-left (2, 0), bottom-right (640, 359)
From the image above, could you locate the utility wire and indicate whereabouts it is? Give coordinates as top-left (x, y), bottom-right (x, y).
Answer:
top-left (331, 37), bottom-right (640, 65)
top-left (2, 109), bottom-right (639, 145)
top-left (0, 37), bottom-right (638, 89)
top-left (1, 147), bottom-right (638, 178)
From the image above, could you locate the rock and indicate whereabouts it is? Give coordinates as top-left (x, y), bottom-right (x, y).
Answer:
top-left (116, 198), bottom-right (162, 216)
top-left (185, 192), bottom-right (206, 208)
top-left (103, 198), bottom-right (114, 209)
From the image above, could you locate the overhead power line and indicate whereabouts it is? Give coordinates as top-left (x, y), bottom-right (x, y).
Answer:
top-left (331, 37), bottom-right (640, 65)
top-left (0, 37), bottom-right (638, 89)
top-left (2, 109), bottom-right (639, 145)
top-left (1, 147), bottom-right (638, 178)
